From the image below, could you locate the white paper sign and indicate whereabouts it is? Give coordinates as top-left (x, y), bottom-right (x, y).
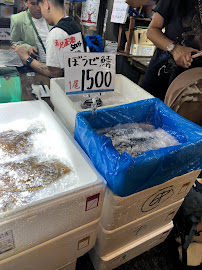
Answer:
top-left (55, 33), bottom-right (84, 68)
top-left (111, 0), bottom-right (129, 24)
top-left (0, 28), bottom-right (10, 40)
top-left (81, 0), bottom-right (100, 27)
top-left (64, 53), bottom-right (115, 95)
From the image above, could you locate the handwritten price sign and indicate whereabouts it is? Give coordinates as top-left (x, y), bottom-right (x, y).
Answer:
top-left (111, 0), bottom-right (129, 24)
top-left (64, 53), bottom-right (115, 95)
top-left (55, 33), bottom-right (84, 68)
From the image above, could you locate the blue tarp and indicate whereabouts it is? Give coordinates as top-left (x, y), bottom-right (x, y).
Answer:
top-left (74, 98), bottom-right (202, 197)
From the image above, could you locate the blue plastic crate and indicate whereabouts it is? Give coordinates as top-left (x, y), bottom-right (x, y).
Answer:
top-left (74, 98), bottom-right (202, 197)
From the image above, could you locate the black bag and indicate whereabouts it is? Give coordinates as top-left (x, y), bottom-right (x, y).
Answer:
top-left (173, 173), bottom-right (202, 267)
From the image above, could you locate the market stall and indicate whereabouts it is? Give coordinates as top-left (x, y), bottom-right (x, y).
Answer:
top-left (0, 0), bottom-right (202, 269)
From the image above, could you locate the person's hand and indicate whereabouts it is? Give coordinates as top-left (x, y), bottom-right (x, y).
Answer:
top-left (12, 45), bottom-right (29, 64)
top-left (171, 45), bottom-right (199, 69)
top-left (28, 46), bottom-right (38, 59)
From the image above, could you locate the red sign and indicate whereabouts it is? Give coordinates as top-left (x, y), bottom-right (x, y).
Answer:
top-left (85, 193), bottom-right (100, 211)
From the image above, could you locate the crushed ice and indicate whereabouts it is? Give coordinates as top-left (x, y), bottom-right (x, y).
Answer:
top-left (0, 119), bottom-right (79, 213)
top-left (97, 123), bottom-right (180, 157)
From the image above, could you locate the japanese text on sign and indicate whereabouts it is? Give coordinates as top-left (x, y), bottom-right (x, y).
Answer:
top-left (81, 0), bottom-right (100, 27)
top-left (64, 53), bottom-right (115, 95)
top-left (55, 32), bottom-right (84, 68)
top-left (111, 0), bottom-right (129, 24)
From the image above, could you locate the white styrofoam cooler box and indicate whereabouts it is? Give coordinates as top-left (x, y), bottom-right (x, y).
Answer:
top-left (95, 199), bottom-right (183, 257)
top-left (50, 74), bottom-right (153, 134)
top-left (0, 100), bottom-right (106, 260)
top-left (0, 218), bottom-right (99, 270)
top-left (89, 221), bottom-right (173, 270)
top-left (101, 170), bottom-right (200, 230)
top-left (57, 260), bottom-right (77, 270)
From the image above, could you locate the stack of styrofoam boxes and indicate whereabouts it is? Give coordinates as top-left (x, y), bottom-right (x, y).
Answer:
top-left (89, 170), bottom-right (200, 270)
top-left (49, 75), bottom-right (201, 269)
top-left (0, 100), bottom-right (106, 270)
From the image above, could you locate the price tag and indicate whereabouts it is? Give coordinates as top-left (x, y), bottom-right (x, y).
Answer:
top-left (64, 53), bottom-right (115, 95)
top-left (111, 0), bottom-right (129, 24)
top-left (55, 33), bottom-right (84, 68)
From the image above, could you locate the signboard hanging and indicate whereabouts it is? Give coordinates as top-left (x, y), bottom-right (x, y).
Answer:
top-left (54, 33), bottom-right (84, 69)
top-left (64, 53), bottom-right (115, 95)
top-left (81, 0), bottom-right (100, 27)
top-left (111, 0), bottom-right (129, 24)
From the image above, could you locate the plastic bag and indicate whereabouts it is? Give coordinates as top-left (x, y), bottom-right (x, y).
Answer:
top-left (74, 98), bottom-right (202, 197)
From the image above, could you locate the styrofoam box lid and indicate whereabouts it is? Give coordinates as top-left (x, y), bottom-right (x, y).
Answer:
top-left (0, 100), bottom-right (106, 221)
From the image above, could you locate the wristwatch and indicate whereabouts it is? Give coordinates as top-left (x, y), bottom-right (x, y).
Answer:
top-left (167, 43), bottom-right (175, 53)
top-left (26, 56), bottom-right (34, 66)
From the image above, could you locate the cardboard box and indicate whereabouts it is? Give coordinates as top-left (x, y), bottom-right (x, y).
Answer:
top-left (126, 27), bottom-right (156, 56)
top-left (89, 222), bottom-right (173, 270)
top-left (133, 27), bottom-right (153, 46)
top-left (131, 43), bottom-right (156, 56)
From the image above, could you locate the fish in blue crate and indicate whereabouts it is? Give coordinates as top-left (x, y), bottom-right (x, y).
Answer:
top-left (74, 98), bottom-right (202, 197)
top-left (97, 122), bottom-right (180, 158)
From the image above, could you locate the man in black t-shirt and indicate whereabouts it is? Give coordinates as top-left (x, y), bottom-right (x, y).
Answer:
top-left (141, 0), bottom-right (202, 101)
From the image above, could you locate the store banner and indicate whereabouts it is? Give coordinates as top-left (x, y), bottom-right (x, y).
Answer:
top-left (81, 0), bottom-right (100, 27)
top-left (111, 0), bottom-right (129, 24)
top-left (54, 32), bottom-right (84, 68)
top-left (64, 53), bottom-right (115, 95)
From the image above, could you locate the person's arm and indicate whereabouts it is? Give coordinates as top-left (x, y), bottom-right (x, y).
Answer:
top-left (10, 15), bottom-right (36, 52)
top-left (147, 12), bottom-right (199, 68)
top-left (13, 45), bottom-right (63, 78)
top-left (29, 60), bottom-right (63, 77)
top-left (126, 0), bottom-right (156, 8)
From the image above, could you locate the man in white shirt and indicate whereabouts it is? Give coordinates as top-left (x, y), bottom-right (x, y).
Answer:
top-left (11, 0), bottom-right (51, 62)
top-left (13, 0), bottom-right (85, 78)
